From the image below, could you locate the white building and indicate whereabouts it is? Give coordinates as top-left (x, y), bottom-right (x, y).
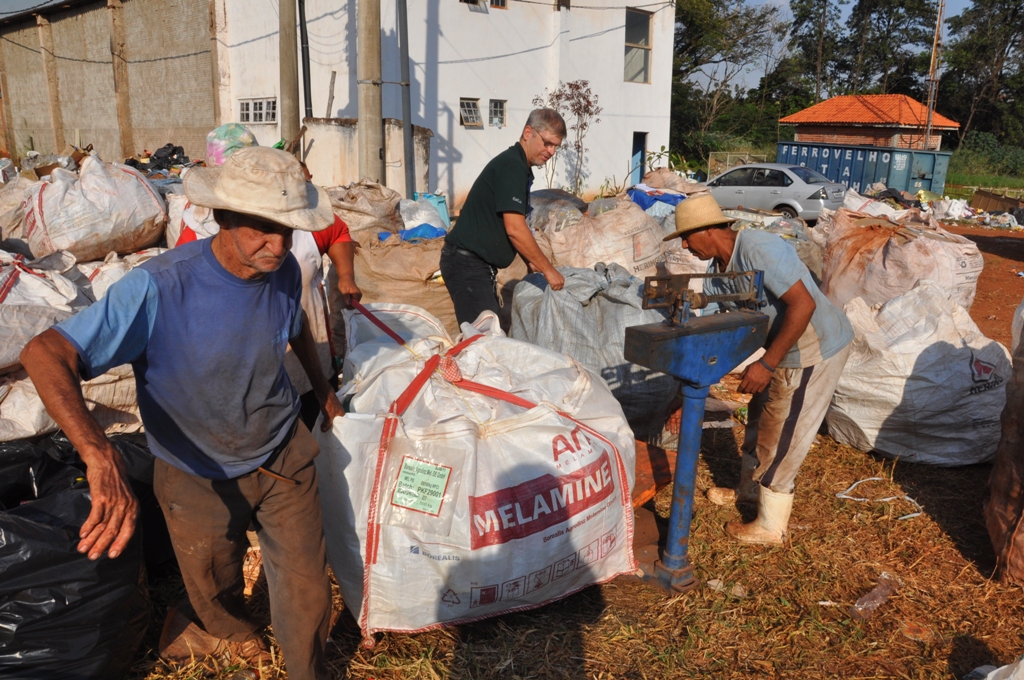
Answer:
top-left (1, 0), bottom-right (674, 205)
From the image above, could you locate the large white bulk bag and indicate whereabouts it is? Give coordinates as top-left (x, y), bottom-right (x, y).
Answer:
top-left (841, 188), bottom-right (910, 219)
top-left (316, 304), bottom-right (637, 640)
top-left (822, 208), bottom-right (983, 311)
top-left (326, 180), bottom-right (403, 235)
top-left (0, 177), bottom-right (38, 241)
top-left (510, 264), bottom-right (679, 439)
top-left (0, 365), bottom-right (142, 442)
top-left (75, 248), bottom-right (166, 301)
top-left (537, 195), bottom-right (670, 280)
top-left (0, 250), bottom-right (90, 373)
top-left (826, 281), bottom-right (1010, 466)
top-left (23, 156), bottom-right (166, 262)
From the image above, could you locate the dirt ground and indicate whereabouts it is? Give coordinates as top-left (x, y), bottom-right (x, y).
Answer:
top-left (946, 225), bottom-right (1024, 347)
top-left (131, 224), bottom-right (1024, 680)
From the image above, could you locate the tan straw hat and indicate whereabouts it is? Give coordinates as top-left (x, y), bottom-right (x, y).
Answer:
top-left (183, 146), bottom-right (333, 232)
top-left (662, 194), bottom-right (738, 242)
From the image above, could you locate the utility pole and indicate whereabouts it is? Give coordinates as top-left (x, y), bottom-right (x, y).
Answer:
top-left (397, 0), bottom-right (415, 197)
top-left (924, 0), bottom-right (945, 150)
top-left (298, 0), bottom-right (313, 120)
top-left (280, 0), bottom-right (301, 148)
top-left (357, 0), bottom-right (384, 182)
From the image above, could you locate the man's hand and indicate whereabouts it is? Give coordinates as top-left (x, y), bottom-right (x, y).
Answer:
top-left (338, 276), bottom-right (362, 310)
top-left (78, 445), bottom-right (138, 560)
top-left (738, 360), bottom-right (773, 394)
top-left (21, 330), bottom-right (139, 560)
top-left (544, 267), bottom-right (565, 291)
top-left (320, 391), bottom-right (346, 432)
top-left (503, 212), bottom-right (563, 291)
top-left (328, 241), bottom-right (360, 309)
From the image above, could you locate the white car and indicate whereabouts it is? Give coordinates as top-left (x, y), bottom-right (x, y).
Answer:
top-left (706, 163), bottom-right (846, 220)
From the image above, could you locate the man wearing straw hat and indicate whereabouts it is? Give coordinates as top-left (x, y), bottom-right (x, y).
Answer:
top-left (663, 194), bottom-right (853, 546)
top-left (21, 146), bottom-right (343, 679)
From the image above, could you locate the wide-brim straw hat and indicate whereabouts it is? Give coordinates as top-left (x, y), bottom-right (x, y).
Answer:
top-left (184, 146), bottom-right (333, 232)
top-left (662, 194), bottom-right (738, 241)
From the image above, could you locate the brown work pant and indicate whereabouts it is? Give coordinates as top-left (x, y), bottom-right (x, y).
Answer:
top-left (743, 344), bottom-right (851, 494)
top-left (153, 422), bottom-right (332, 680)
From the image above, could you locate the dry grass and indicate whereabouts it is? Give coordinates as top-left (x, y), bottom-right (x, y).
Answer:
top-left (129, 386), bottom-right (1024, 679)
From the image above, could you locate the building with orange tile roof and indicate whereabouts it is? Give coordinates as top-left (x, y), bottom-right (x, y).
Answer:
top-left (779, 94), bottom-right (959, 151)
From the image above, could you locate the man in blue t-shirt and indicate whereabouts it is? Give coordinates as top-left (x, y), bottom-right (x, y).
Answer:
top-left (662, 194), bottom-right (853, 547)
top-left (20, 147), bottom-right (343, 680)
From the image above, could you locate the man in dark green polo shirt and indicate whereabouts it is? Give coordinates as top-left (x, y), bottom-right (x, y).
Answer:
top-left (441, 108), bottom-right (566, 326)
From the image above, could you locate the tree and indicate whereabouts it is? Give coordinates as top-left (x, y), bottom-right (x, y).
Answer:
top-left (940, 0), bottom-right (1024, 147)
top-left (842, 0), bottom-right (935, 96)
top-left (670, 0), bottom-right (784, 161)
top-left (533, 80), bottom-right (602, 195)
top-left (789, 0), bottom-right (847, 101)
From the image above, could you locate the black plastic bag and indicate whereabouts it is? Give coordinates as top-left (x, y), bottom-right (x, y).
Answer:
top-left (0, 449), bottom-right (150, 679)
top-left (44, 433), bottom-right (175, 571)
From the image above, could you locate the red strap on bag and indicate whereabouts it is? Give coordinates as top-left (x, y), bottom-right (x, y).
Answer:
top-left (351, 300), bottom-right (408, 346)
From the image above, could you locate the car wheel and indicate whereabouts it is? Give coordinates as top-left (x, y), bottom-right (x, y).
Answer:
top-left (774, 205), bottom-right (798, 219)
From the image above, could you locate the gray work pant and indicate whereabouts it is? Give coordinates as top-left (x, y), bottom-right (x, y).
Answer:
top-left (743, 344), bottom-right (851, 494)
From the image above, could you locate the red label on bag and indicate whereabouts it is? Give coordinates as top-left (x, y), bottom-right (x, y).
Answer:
top-left (468, 453), bottom-right (615, 549)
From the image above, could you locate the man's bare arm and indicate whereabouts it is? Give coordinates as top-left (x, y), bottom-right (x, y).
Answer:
top-left (503, 212), bottom-right (564, 291)
top-left (20, 329), bottom-right (137, 560)
top-left (738, 280), bottom-right (816, 394)
top-left (289, 311), bottom-right (345, 431)
top-left (327, 241), bottom-right (361, 309)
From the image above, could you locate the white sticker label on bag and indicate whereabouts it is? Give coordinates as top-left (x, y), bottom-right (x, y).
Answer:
top-left (391, 457), bottom-right (452, 516)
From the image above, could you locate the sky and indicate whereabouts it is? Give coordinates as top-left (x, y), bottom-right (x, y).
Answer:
top-left (733, 0), bottom-right (975, 89)
top-left (749, 0), bottom-right (972, 21)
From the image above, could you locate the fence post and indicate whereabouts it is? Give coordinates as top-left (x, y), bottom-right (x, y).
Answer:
top-left (36, 14), bottom-right (65, 152)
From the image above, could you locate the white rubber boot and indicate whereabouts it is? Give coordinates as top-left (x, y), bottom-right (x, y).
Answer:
top-left (707, 455), bottom-right (759, 506)
top-left (725, 486), bottom-right (793, 546)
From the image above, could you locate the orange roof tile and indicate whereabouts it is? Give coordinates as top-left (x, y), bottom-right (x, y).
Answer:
top-left (779, 94), bottom-right (959, 129)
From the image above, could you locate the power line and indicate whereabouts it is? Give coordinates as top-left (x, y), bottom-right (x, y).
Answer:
top-left (0, 1), bottom-right (60, 17)
top-left (512, 0), bottom-right (673, 10)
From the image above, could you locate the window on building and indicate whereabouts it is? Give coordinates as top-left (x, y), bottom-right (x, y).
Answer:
top-left (489, 100), bottom-right (506, 128)
top-left (557, 0), bottom-right (570, 8)
top-left (239, 97), bottom-right (277, 124)
top-left (490, 0), bottom-right (507, 8)
top-left (460, 98), bottom-right (483, 128)
top-left (624, 9), bottom-right (651, 83)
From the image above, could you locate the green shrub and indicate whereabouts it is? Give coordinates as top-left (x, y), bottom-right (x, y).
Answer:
top-left (950, 131), bottom-right (1024, 177)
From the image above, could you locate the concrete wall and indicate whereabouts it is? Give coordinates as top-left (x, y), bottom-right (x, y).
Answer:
top-left (302, 116), bottom-right (431, 195)
top-left (216, 0), bottom-right (674, 204)
top-left (1, 24), bottom-right (53, 155)
top-left (122, 0), bottom-right (215, 160)
top-left (1, 0), bottom-right (674, 198)
top-left (50, 2), bottom-right (120, 160)
top-left (0, 0), bottom-right (215, 162)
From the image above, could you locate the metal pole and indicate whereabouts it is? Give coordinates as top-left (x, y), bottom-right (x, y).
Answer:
top-left (298, 0), bottom-right (313, 120)
top-left (924, 0), bottom-right (945, 150)
top-left (279, 0), bottom-right (300, 145)
top-left (397, 0), bottom-right (416, 198)
top-left (652, 383), bottom-right (708, 593)
top-left (357, 0), bottom-right (385, 182)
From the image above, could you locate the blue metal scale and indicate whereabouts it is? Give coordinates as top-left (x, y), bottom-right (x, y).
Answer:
top-left (624, 271), bottom-right (769, 593)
